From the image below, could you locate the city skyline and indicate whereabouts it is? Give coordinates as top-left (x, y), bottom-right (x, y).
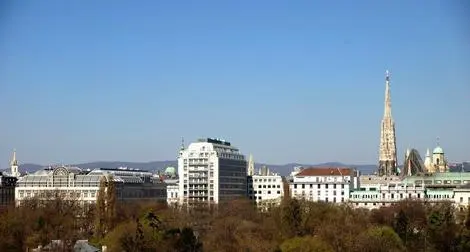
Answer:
top-left (1, 1), bottom-right (469, 165)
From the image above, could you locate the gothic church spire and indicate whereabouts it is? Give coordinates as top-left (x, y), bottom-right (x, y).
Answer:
top-left (378, 70), bottom-right (398, 176)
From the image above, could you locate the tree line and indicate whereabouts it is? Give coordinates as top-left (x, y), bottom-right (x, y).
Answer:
top-left (1, 181), bottom-right (470, 251)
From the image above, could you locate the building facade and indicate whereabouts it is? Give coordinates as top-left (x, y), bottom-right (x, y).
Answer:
top-left (0, 172), bottom-right (17, 208)
top-left (289, 167), bottom-right (360, 204)
top-left (177, 138), bottom-right (247, 206)
top-left (378, 70), bottom-right (398, 176)
top-left (164, 178), bottom-right (179, 205)
top-left (350, 172), bottom-right (470, 210)
top-left (15, 166), bottom-right (166, 205)
top-left (248, 174), bottom-right (284, 210)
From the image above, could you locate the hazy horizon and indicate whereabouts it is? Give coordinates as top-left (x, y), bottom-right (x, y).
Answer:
top-left (1, 1), bottom-right (469, 165)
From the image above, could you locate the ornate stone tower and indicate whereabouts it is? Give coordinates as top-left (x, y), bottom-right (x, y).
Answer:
top-left (247, 154), bottom-right (255, 176)
top-left (378, 70), bottom-right (398, 176)
top-left (10, 149), bottom-right (20, 177)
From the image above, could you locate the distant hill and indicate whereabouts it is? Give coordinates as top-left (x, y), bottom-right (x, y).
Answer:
top-left (11, 160), bottom-right (379, 176)
top-left (5, 161), bottom-right (468, 177)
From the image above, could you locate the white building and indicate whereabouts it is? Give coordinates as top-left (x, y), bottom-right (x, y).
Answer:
top-left (248, 173), bottom-right (284, 209)
top-left (15, 166), bottom-right (167, 205)
top-left (289, 167), bottom-right (359, 204)
top-left (454, 185), bottom-right (470, 209)
top-left (349, 183), bottom-right (426, 209)
top-left (350, 172), bottom-right (470, 210)
top-left (178, 138), bottom-right (247, 206)
top-left (164, 178), bottom-right (179, 205)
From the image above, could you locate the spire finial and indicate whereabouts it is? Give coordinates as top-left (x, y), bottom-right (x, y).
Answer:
top-left (383, 69), bottom-right (392, 117)
top-left (437, 136), bottom-right (440, 146)
top-left (11, 148), bottom-right (18, 166)
top-left (180, 137), bottom-right (185, 150)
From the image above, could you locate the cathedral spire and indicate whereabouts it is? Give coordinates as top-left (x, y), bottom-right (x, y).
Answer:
top-left (378, 70), bottom-right (398, 176)
top-left (384, 70), bottom-right (392, 118)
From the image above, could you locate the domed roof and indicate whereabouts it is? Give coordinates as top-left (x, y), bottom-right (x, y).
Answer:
top-left (433, 146), bottom-right (444, 154)
top-left (164, 166), bottom-right (176, 175)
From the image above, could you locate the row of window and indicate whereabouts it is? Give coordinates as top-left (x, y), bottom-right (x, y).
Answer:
top-left (352, 193), bottom-right (422, 199)
top-left (294, 184), bottom-right (345, 189)
top-left (248, 190), bottom-right (282, 195)
top-left (252, 184), bottom-right (281, 189)
top-left (18, 189), bottom-right (98, 199)
top-left (293, 190), bottom-right (345, 196)
top-left (252, 178), bottom-right (282, 183)
top-left (294, 194), bottom-right (345, 203)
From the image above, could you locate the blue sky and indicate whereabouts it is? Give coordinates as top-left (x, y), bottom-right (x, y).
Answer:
top-left (0, 0), bottom-right (469, 167)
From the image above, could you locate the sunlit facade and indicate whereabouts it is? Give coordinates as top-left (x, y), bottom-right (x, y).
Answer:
top-left (15, 166), bottom-right (167, 205)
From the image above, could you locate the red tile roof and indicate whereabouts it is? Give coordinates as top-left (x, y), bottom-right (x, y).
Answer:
top-left (296, 167), bottom-right (353, 176)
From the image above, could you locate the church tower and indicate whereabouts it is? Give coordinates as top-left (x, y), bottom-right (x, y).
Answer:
top-left (247, 154), bottom-right (255, 176)
top-left (10, 149), bottom-right (20, 177)
top-left (378, 70), bottom-right (398, 176)
top-left (432, 138), bottom-right (448, 173)
top-left (424, 148), bottom-right (433, 172)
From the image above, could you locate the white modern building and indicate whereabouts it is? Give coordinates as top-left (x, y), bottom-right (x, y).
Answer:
top-left (248, 173), bottom-right (284, 210)
top-left (15, 166), bottom-right (167, 205)
top-left (289, 167), bottom-right (360, 204)
top-left (178, 138), bottom-right (247, 206)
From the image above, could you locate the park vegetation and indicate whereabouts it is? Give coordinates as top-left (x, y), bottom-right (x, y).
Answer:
top-left (1, 184), bottom-right (470, 251)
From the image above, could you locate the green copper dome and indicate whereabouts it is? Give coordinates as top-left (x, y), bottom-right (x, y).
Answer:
top-left (433, 146), bottom-right (444, 154)
top-left (164, 166), bottom-right (177, 175)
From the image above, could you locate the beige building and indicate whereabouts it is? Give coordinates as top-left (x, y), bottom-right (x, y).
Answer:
top-left (15, 166), bottom-right (167, 205)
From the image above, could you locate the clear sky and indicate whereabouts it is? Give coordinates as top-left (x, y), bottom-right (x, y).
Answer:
top-left (0, 0), bottom-right (469, 167)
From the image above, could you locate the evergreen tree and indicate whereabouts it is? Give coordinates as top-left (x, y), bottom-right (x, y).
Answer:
top-left (94, 177), bottom-right (107, 239)
top-left (394, 209), bottom-right (409, 246)
top-left (106, 175), bottom-right (117, 231)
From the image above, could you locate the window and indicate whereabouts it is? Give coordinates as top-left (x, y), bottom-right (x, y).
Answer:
top-left (333, 184), bottom-right (336, 189)
top-left (302, 184), bottom-right (305, 189)
top-left (325, 184), bottom-right (328, 189)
